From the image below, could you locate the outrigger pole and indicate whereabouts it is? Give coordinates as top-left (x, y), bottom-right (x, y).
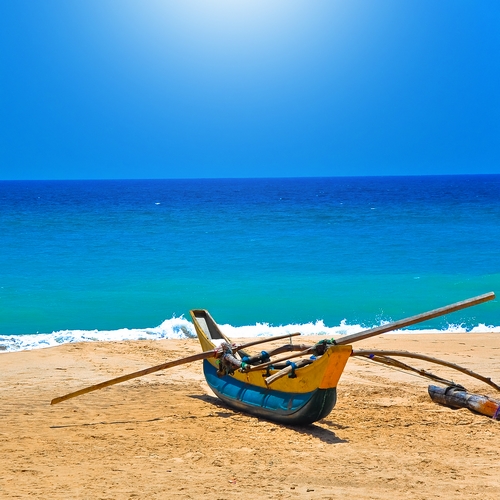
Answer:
top-left (351, 350), bottom-right (500, 393)
top-left (333, 291), bottom-right (495, 346)
top-left (50, 332), bottom-right (301, 405)
top-left (244, 292), bottom-right (496, 385)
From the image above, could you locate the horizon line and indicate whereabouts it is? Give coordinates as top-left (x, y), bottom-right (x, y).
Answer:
top-left (1, 173), bottom-right (499, 182)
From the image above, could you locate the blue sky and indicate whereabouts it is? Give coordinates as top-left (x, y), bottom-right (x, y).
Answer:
top-left (1, 0), bottom-right (499, 180)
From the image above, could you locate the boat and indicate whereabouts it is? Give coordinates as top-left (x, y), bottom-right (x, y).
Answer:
top-left (51, 292), bottom-right (499, 425)
top-left (189, 309), bottom-right (352, 425)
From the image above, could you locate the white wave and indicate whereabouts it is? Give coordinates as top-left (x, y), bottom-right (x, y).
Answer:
top-left (0, 316), bottom-right (196, 353)
top-left (1, 317), bottom-right (499, 353)
top-left (390, 323), bottom-right (500, 335)
top-left (216, 318), bottom-right (365, 338)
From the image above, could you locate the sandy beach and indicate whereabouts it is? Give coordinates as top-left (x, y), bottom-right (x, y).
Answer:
top-left (1, 333), bottom-right (499, 499)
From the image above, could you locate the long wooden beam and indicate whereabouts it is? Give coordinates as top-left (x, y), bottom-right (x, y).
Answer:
top-left (352, 349), bottom-right (500, 392)
top-left (335, 292), bottom-right (495, 345)
top-left (243, 292), bottom-right (496, 375)
top-left (356, 353), bottom-right (459, 387)
top-left (51, 332), bottom-right (301, 405)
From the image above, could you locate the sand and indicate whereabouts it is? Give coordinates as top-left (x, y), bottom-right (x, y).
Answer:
top-left (1, 333), bottom-right (499, 499)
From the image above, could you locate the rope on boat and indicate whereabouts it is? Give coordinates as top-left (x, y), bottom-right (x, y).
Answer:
top-left (240, 338), bottom-right (342, 375)
top-left (216, 342), bottom-right (248, 377)
top-left (313, 338), bottom-right (337, 355)
top-left (286, 361), bottom-right (297, 378)
top-left (241, 350), bottom-right (270, 364)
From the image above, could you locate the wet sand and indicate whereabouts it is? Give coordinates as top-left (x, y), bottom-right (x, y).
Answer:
top-left (1, 333), bottom-right (499, 499)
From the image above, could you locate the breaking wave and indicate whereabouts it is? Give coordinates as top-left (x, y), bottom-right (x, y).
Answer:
top-left (1, 316), bottom-right (499, 353)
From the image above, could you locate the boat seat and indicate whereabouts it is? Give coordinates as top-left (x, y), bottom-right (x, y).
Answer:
top-left (196, 316), bottom-right (213, 339)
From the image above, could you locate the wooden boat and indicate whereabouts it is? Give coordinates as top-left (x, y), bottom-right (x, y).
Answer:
top-left (51, 292), bottom-right (498, 425)
top-left (189, 293), bottom-right (498, 424)
top-left (190, 309), bottom-right (352, 425)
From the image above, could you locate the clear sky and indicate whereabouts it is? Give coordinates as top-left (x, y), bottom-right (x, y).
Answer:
top-left (1, 0), bottom-right (499, 180)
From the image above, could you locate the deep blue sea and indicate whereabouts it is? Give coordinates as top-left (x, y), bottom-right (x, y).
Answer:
top-left (1, 176), bottom-right (499, 351)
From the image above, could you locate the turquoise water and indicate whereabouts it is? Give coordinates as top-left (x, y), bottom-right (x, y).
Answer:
top-left (1, 176), bottom-right (499, 351)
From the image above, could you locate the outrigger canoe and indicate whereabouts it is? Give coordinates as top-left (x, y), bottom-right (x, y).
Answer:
top-left (189, 292), bottom-right (499, 425)
top-left (51, 292), bottom-right (499, 425)
top-left (190, 309), bottom-right (352, 425)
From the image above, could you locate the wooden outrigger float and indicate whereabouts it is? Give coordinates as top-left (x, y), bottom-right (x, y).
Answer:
top-left (52, 292), bottom-right (499, 424)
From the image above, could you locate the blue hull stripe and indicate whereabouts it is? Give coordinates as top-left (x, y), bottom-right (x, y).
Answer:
top-left (203, 360), bottom-right (323, 420)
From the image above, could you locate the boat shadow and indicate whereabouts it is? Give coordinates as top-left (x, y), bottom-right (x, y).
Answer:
top-left (190, 394), bottom-right (349, 444)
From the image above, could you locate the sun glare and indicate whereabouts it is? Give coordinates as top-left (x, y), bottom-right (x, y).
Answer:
top-left (102, 0), bottom-right (314, 54)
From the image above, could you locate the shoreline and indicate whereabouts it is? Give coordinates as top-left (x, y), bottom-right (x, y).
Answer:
top-left (1, 327), bottom-right (499, 354)
top-left (1, 333), bottom-right (499, 499)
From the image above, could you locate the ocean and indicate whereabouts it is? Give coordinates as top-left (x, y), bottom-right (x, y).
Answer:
top-left (1, 175), bottom-right (499, 352)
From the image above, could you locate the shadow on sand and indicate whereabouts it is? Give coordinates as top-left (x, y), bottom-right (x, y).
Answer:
top-left (189, 393), bottom-right (348, 444)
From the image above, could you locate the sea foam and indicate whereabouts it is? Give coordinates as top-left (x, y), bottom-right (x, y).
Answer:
top-left (0, 317), bottom-right (498, 353)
